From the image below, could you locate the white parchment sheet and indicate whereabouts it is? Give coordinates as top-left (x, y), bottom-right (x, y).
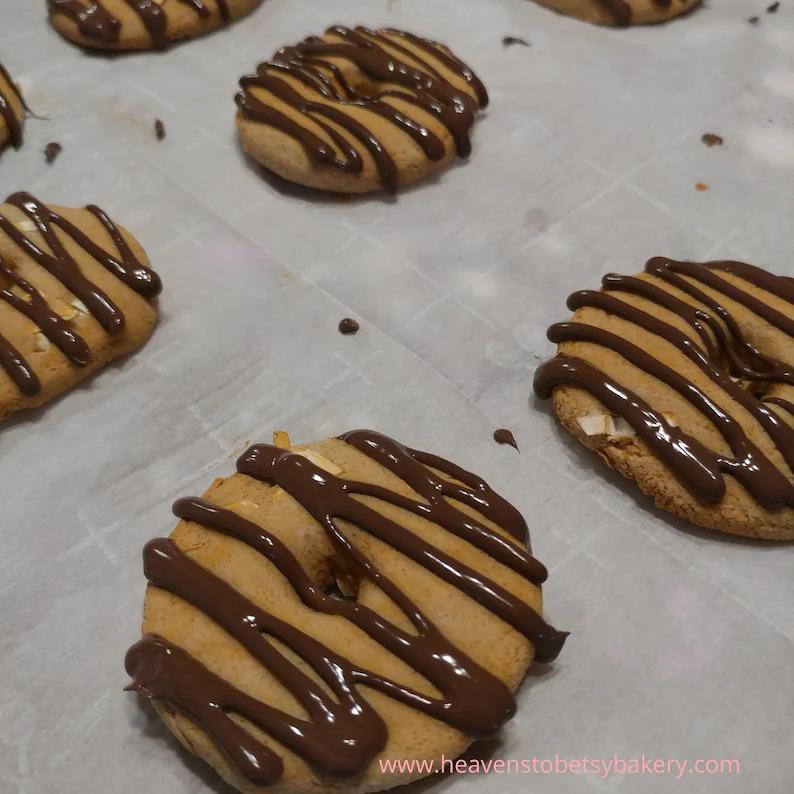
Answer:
top-left (1, 1), bottom-right (793, 792)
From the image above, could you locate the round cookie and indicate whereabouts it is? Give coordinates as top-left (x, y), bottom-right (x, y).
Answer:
top-left (534, 258), bottom-right (794, 540)
top-left (47, 0), bottom-right (263, 51)
top-left (532, 0), bottom-right (700, 26)
top-left (235, 26), bottom-right (488, 194)
top-left (126, 430), bottom-right (567, 793)
top-left (0, 63), bottom-right (25, 151)
top-left (0, 193), bottom-right (161, 420)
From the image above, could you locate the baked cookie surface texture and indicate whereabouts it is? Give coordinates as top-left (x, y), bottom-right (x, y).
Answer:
top-left (48, 0), bottom-right (263, 51)
top-left (0, 63), bottom-right (25, 151)
top-left (534, 258), bottom-right (794, 540)
top-left (0, 193), bottom-right (161, 420)
top-left (235, 26), bottom-right (488, 194)
top-left (126, 430), bottom-right (567, 793)
top-left (532, 0), bottom-right (699, 26)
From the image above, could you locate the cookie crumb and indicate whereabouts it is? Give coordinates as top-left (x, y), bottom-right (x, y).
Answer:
top-left (338, 317), bottom-right (360, 335)
top-left (767, 1), bottom-right (780, 12)
top-left (44, 142), bottom-right (62, 164)
top-left (748, 14), bottom-right (760, 23)
top-left (154, 119), bottom-right (166, 141)
top-left (493, 428), bottom-right (519, 451)
top-left (695, 182), bottom-right (709, 191)
top-left (701, 133), bottom-right (724, 147)
top-left (502, 36), bottom-right (530, 47)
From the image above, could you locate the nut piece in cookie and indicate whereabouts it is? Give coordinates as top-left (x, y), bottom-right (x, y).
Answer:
top-left (235, 26), bottom-right (488, 194)
top-left (0, 193), bottom-right (162, 421)
top-left (47, 0), bottom-right (263, 51)
top-left (534, 257), bottom-right (794, 540)
top-left (0, 63), bottom-right (25, 151)
top-left (125, 430), bottom-right (566, 793)
top-left (532, 0), bottom-right (700, 26)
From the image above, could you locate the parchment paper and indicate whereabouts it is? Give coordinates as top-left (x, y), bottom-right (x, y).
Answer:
top-left (1, 1), bottom-right (793, 792)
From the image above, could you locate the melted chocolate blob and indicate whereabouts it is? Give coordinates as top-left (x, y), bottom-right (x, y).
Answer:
top-left (494, 428), bottom-right (519, 451)
top-left (0, 193), bottom-right (161, 394)
top-left (0, 63), bottom-right (24, 149)
top-left (48, 0), bottom-right (231, 49)
top-left (236, 26), bottom-right (487, 193)
top-left (534, 258), bottom-right (794, 509)
top-left (701, 133), bottom-right (724, 147)
top-left (126, 430), bottom-right (566, 785)
top-left (44, 142), bottom-right (63, 164)
top-left (338, 317), bottom-right (359, 335)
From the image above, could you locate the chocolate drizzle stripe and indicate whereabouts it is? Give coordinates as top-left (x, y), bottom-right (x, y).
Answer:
top-left (0, 254), bottom-right (92, 368)
top-left (597, 0), bottom-right (633, 25)
top-left (0, 331), bottom-right (38, 395)
top-left (126, 431), bottom-right (566, 784)
top-left (48, 0), bottom-right (232, 48)
top-left (596, 0), bottom-right (674, 26)
top-left (236, 26), bottom-right (485, 192)
top-left (765, 397), bottom-right (794, 417)
top-left (534, 257), bottom-right (794, 510)
top-left (0, 63), bottom-right (24, 149)
top-left (0, 193), bottom-right (160, 395)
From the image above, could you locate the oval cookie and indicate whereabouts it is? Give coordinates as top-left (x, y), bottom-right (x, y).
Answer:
top-left (235, 26), bottom-right (488, 194)
top-left (0, 63), bottom-right (25, 151)
top-left (534, 258), bottom-right (794, 540)
top-left (126, 430), bottom-right (566, 792)
top-left (532, 0), bottom-right (700, 26)
top-left (0, 193), bottom-right (161, 420)
top-left (47, 0), bottom-right (263, 51)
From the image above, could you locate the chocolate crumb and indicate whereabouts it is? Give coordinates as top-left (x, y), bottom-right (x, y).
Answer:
top-left (338, 317), bottom-right (360, 335)
top-left (767, 2), bottom-right (780, 12)
top-left (493, 428), bottom-right (519, 452)
top-left (502, 36), bottom-right (530, 47)
top-left (701, 133), bottom-right (724, 147)
top-left (748, 14), bottom-right (760, 23)
top-left (44, 142), bottom-right (62, 165)
top-left (154, 119), bottom-right (166, 141)
top-left (695, 182), bottom-right (709, 191)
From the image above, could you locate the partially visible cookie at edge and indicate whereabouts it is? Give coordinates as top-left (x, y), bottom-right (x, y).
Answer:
top-left (47, 0), bottom-right (264, 51)
top-left (125, 430), bottom-right (567, 792)
top-left (0, 63), bottom-right (25, 151)
top-left (0, 193), bottom-right (161, 421)
top-left (235, 26), bottom-right (488, 194)
top-left (532, 0), bottom-right (700, 26)
top-left (534, 257), bottom-right (794, 540)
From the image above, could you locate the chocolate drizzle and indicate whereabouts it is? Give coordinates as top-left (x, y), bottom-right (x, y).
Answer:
top-left (596, 0), bottom-right (672, 26)
top-left (48, 0), bottom-right (232, 49)
top-left (0, 193), bottom-right (161, 395)
top-left (534, 258), bottom-right (794, 509)
top-left (236, 26), bottom-right (487, 193)
top-left (0, 63), bottom-right (24, 149)
top-left (126, 430), bottom-right (566, 785)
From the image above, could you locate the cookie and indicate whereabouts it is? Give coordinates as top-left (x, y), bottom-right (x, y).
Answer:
top-left (532, 0), bottom-right (700, 26)
top-left (0, 193), bottom-right (161, 421)
top-left (47, 0), bottom-right (263, 51)
top-left (0, 63), bottom-right (25, 151)
top-left (534, 258), bottom-right (794, 540)
top-left (235, 26), bottom-right (488, 194)
top-left (126, 430), bottom-right (566, 792)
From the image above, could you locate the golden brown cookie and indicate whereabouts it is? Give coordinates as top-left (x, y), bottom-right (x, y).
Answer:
top-left (0, 193), bottom-right (161, 421)
top-left (47, 0), bottom-right (263, 51)
top-left (534, 258), bottom-right (794, 540)
top-left (532, 0), bottom-right (699, 26)
top-left (0, 63), bottom-right (25, 151)
top-left (125, 430), bottom-right (566, 793)
top-left (235, 26), bottom-right (488, 194)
